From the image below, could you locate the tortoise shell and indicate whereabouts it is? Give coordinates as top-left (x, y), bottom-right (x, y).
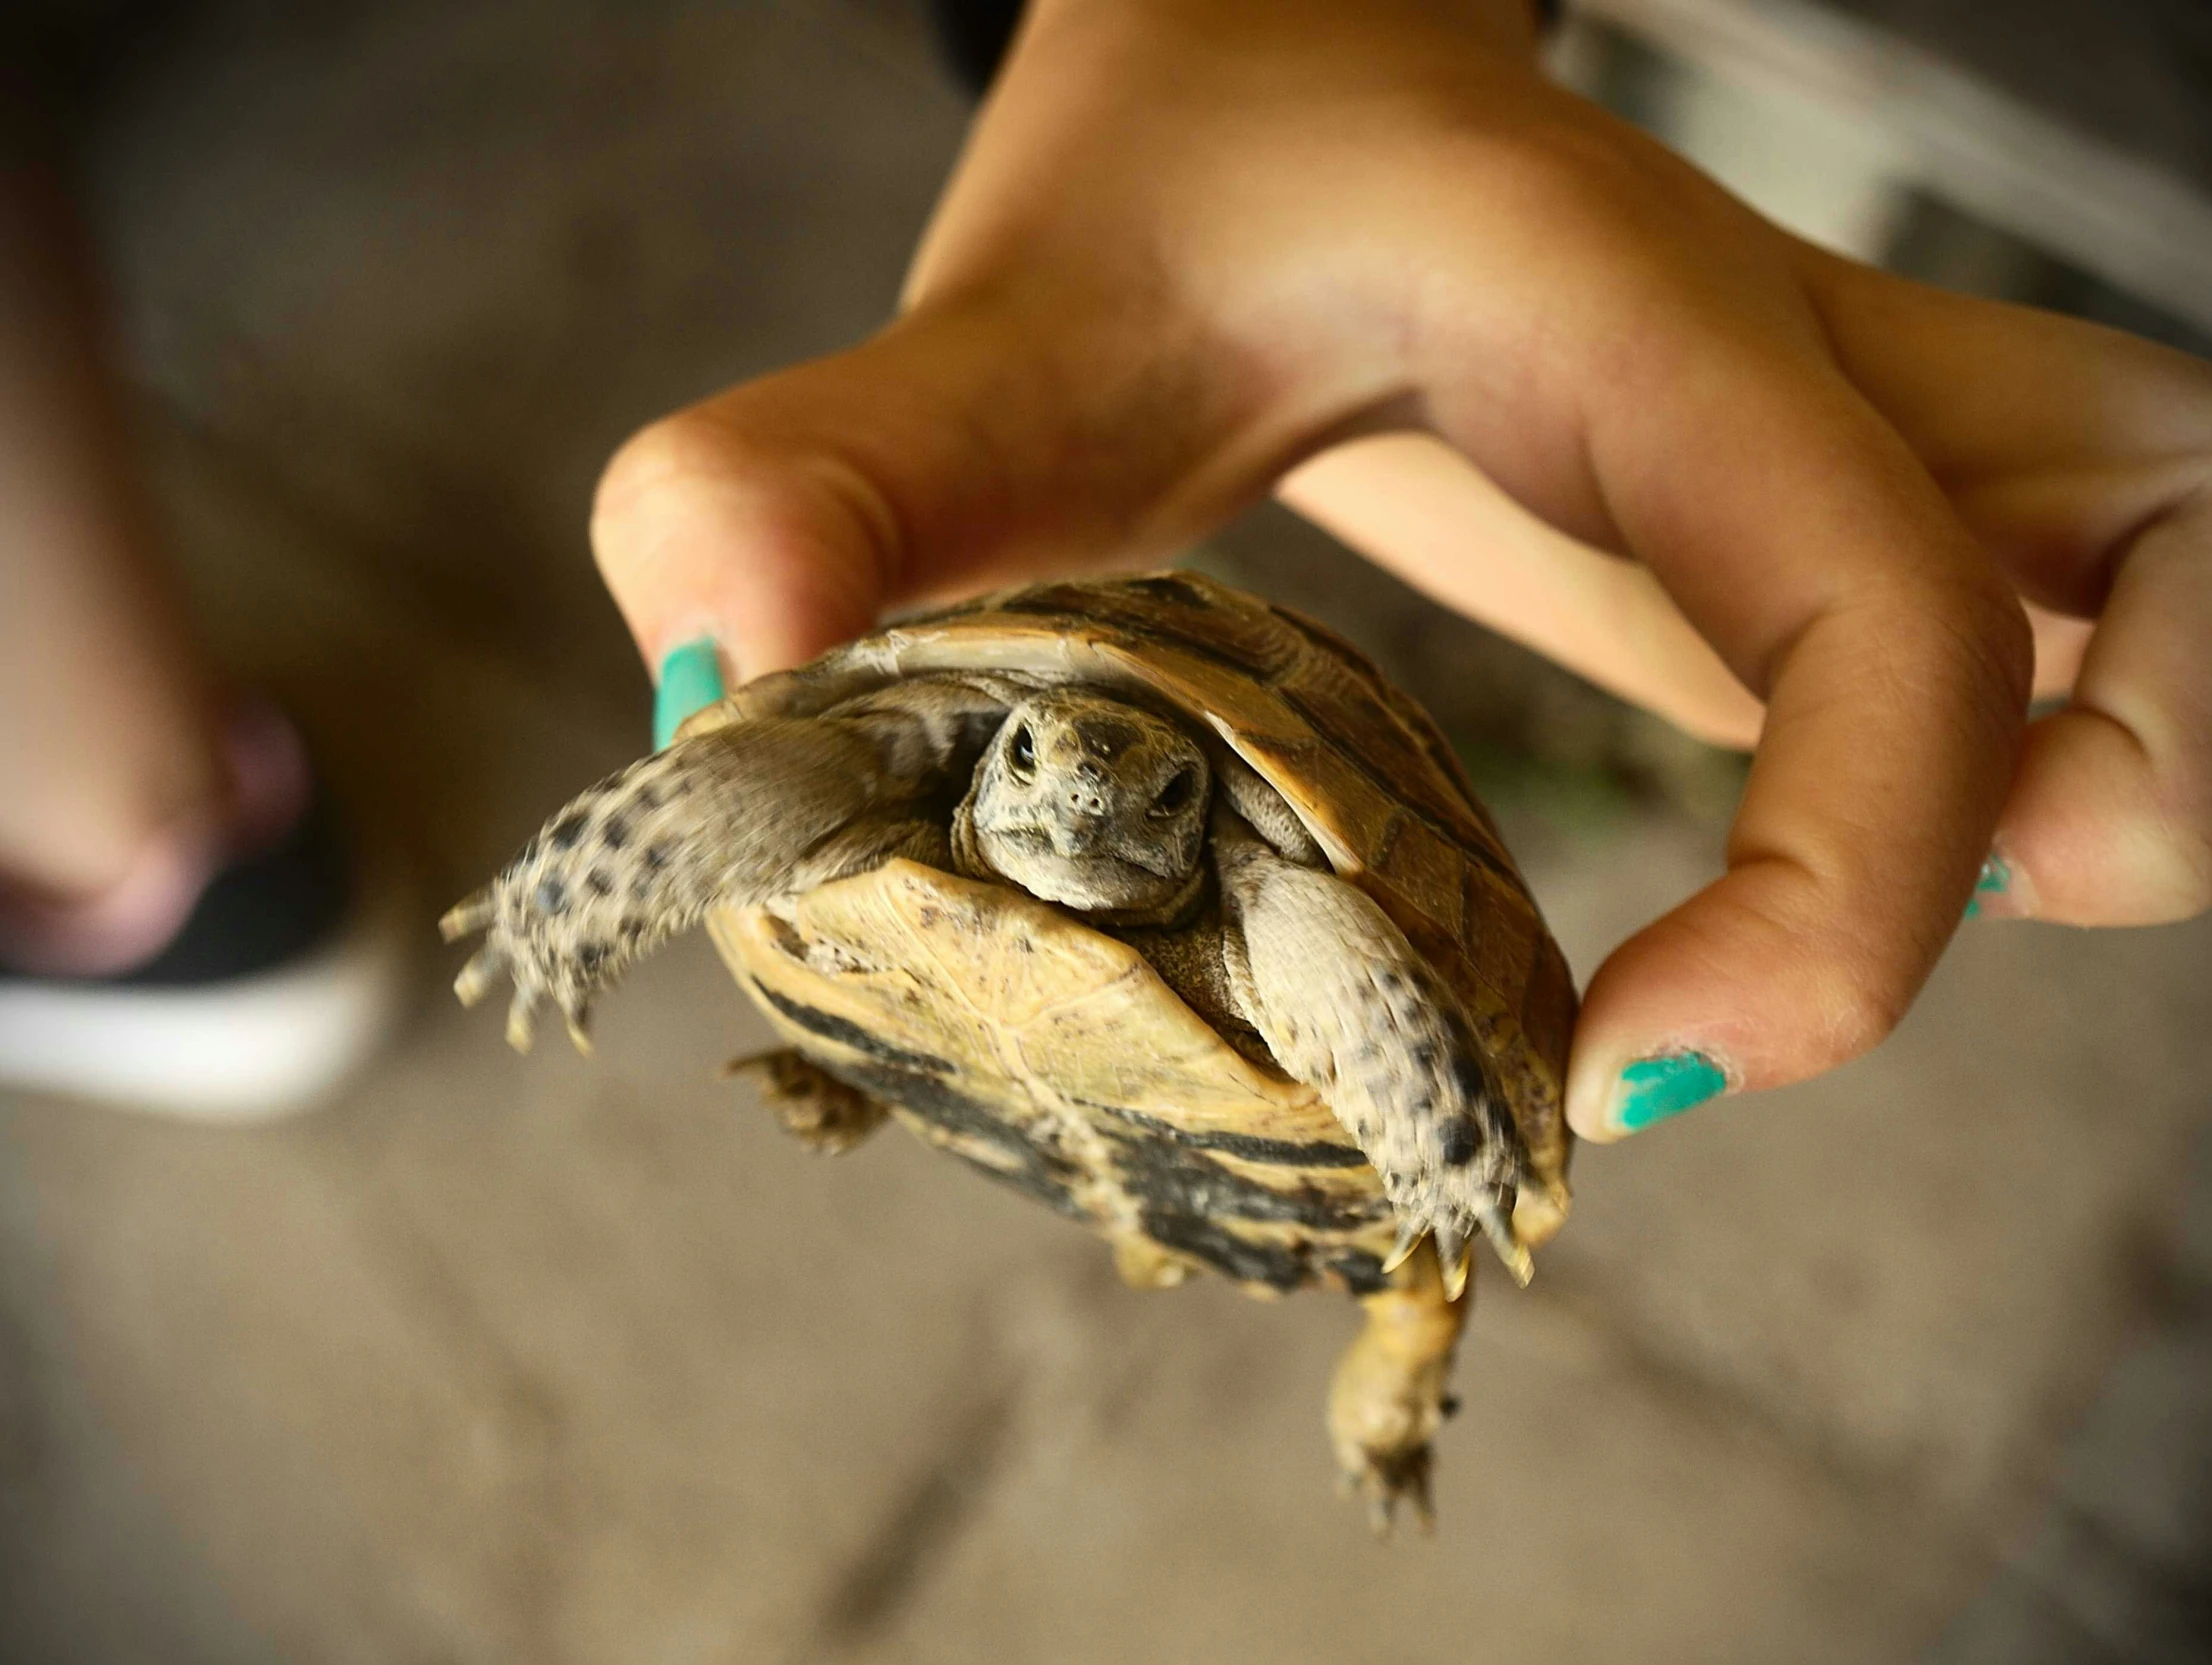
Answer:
top-left (691, 570), bottom-right (1576, 1295)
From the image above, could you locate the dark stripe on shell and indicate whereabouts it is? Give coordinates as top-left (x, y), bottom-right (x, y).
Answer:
top-left (1327, 1248), bottom-right (1391, 1297)
top-left (999, 593), bottom-right (1289, 680)
top-left (1265, 604), bottom-right (1476, 779)
top-left (1275, 686), bottom-right (1517, 885)
top-left (799, 1045), bottom-right (1388, 1296)
top-left (1266, 601), bottom-right (1497, 822)
top-left (1122, 573), bottom-right (1220, 607)
top-left (818, 1056), bottom-right (1091, 1223)
top-left (1135, 1212), bottom-right (1313, 1294)
top-left (753, 986), bottom-right (956, 1078)
top-left (1088, 1103), bottom-right (1371, 1169)
top-left (1105, 1129), bottom-right (1387, 1233)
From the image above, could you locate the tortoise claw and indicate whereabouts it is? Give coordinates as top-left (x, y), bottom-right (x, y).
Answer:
top-left (1380, 1218), bottom-right (1424, 1276)
top-left (439, 889), bottom-right (497, 942)
top-left (504, 988), bottom-right (538, 1053)
top-left (1390, 1467), bottom-right (1437, 1539)
top-left (1434, 1224), bottom-right (1470, 1302)
top-left (453, 945), bottom-right (505, 1008)
top-left (450, 873), bottom-right (606, 1062)
top-left (1340, 1448), bottom-right (1435, 1541)
top-left (1479, 1202), bottom-right (1533, 1288)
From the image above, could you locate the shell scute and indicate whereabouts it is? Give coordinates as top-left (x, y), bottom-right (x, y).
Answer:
top-left (716, 570), bottom-right (1577, 1284)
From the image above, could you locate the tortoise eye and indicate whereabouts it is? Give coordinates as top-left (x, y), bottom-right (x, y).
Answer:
top-left (1150, 767), bottom-right (1198, 818)
top-left (1007, 724), bottom-right (1037, 780)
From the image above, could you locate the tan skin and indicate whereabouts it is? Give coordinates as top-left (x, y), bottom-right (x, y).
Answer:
top-left (0, 155), bottom-right (231, 971)
top-left (6, 3), bottom-right (2205, 1127)
top-left (588, 0), bottom-right (2212, 1141)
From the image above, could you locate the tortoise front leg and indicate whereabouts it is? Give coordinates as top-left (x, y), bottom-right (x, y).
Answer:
top-left (1213, 810), bottom-right (1531, 1297)
top-left (1328, 1244), bottom-right (1468, 1536)
top-left (443, 681), bottom-right (1005, 1049)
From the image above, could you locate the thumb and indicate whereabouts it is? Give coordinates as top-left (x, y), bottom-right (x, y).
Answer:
top-left (591, 296), bottom-right (1269, 703)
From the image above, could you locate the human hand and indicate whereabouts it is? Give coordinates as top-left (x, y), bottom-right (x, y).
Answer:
top-left (589, 0), bottom-right (2212, 1143)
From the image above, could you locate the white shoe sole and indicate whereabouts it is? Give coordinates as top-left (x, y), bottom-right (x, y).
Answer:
top-left (0, 860), bottom-right (414, 1121)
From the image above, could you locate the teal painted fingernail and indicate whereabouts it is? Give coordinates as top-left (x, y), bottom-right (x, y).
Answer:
top-left (1963, 854), bottom-right (2010, 921)
top-left (653, 636), bottom-right (725, 750)
top-left (1614, 1052), bottom-right (1726, 1132)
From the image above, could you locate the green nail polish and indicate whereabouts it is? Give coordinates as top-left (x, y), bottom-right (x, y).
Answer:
top-left (653, 636), bottom-right (725, 750)
top-left (1963, 854), bottom-right (2009, 921)
top-left (1614, 1052), bottom-right (1726, 1132)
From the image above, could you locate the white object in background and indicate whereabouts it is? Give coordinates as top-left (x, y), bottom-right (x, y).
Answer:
top-left (1555, 0), bottom-right (2212, 333)
top-left (0, 861), bottom-right (413, 1121)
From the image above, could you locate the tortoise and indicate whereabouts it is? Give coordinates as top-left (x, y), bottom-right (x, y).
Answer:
top-left (442, 570), bottom-right (1576, 1530)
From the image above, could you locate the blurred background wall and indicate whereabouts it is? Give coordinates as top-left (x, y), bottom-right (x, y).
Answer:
top-left (0, 1), bottom-right (2207, 1660)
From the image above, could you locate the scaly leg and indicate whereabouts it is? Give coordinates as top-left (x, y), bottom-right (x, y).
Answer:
top-left (1327, 1244), bottom-right (1468, 1537)
top-left (731, 1048), bottom-right (891, 1155)
top-left (441, 680), bottom-right (1006, 1049)
top-left (1215, 807), bottom-right (1531, 1297)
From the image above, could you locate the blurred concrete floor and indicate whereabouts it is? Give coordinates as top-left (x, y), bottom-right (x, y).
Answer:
top-left (2, 2), bottom-right (2209, 1660)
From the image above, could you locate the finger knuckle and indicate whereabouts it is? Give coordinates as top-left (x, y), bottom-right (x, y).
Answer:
top-left (1840, 567), bottom-right (2034, 736)
top-left (592, 400), bottom-right (913, 616)
top-left (1812, 965), bottom-right (1917, 1067)
top-left (1949, 577), bottom-right (2037, 706)
top-left (590, 411), bottom-right (732, 572)
top-left (2129, 815), bottom-right (2212, 922)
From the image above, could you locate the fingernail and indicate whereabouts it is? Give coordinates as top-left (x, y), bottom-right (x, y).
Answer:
top-left (1962, 853), bottom-right (2010, 921)
top-left (653, 636), bottom-right (726, 750)
top-left (1612, 1051), bottom-right (1727, 1134)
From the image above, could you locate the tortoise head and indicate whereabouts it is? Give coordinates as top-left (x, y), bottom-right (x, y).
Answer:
top-left (964, 690), bottom-right (1210, 916)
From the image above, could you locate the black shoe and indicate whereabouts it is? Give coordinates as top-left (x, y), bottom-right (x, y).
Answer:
top-left (0, 729), bottom-right (408, 1119)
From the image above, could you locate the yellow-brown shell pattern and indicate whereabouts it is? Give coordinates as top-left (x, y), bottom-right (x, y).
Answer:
top-left (686, 570), bottom-right (1577, 1243)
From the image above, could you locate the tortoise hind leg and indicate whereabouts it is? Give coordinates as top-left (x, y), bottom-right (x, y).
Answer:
top-left (729, 1050), bottom-right (891, 1155)
top-left (1328, 1245), bottom-right (1468, 1536)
